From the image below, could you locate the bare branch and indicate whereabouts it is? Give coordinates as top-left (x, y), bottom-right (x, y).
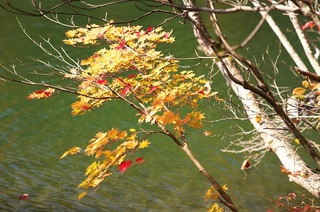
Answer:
top-left (287, 0), bottom-right (320, 73)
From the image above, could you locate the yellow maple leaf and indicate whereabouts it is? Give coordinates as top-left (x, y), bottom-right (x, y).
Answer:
top-left (222, 184), bottom-right (228, 191)
top-left (95, 131), bottom-right (107, 140)
top-left (139, 140), bottom-right (150, 149)
top-left (161, 110), bottom-right (178, 125)
top-left (187, 111), bottom-right (205, 128)
top-left (122, 140), bottom-right (138, 149)
top-left (71, 101), bottom-right (90, 116)
top-left (107, 128), bottom-right (120, 139)
top-left (77, 191), bottom-right (87, 200)
top-left (60, 146), bottom-right (81, 159)
top-left (208, 203), bottom-right (224, 212)
top-left (204, 186), bottom-right (215, 201)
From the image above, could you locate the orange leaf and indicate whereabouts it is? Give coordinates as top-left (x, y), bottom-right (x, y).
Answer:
top-left (292, 87), bottom-right (306, 95)
top-left (161, 110), bottom-right (177, 125)
top-left (71, 101), bottom-right (90, 116)
top-left (255, 115), bottom-right (262, 124)
top-left (203, 131), bottom-right (212, 136)
top-left (302, 80), bottom-right (309, 88)
top-left (107, 128), bottom-right (120, 139)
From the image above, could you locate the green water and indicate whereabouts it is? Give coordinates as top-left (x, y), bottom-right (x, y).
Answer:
top-left (0, 2), bottom-right (319, 211)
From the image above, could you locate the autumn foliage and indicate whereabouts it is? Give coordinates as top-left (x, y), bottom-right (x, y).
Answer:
top-left (27, 22), bottom-right (217, 200)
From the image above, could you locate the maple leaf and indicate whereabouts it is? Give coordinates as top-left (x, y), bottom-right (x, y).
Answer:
top-left (122, 140), bottom-right (138, 149)
top-left (240, 159), bottom-right (251, 170)
top-left (95, 131), bottom-right (107, 140)
top-left (146, 26), bottom-right (153, 33)
top-left (65, 29), bottom-right (77, 38)
top-left (115, 40), bottom-right (126, 50)
top-left (203, 131), bottom-right (212, 136)
top-left (255, 115), bottom-right (262, 124)
top-left (139, 140), bottom-right (150, 149)
top-left (222, 184), bottom-right (228, 191)
top-left (204, 186), bottom-right (215, 201)
top-left (187, 111), bottom-right (205, 128)
top-left (119, 160), bottom-right (131, 173)
top-left (163, 32), bottom-right (170, 39)
top-left (128, 74), bottom-right (137, 79)
top-left (149, 85), bottom-right (159, 93)
top-left (120, 85), bottom-right (131, 97)
top-left (302, 21), bottom-right (315, 30)
top-left (27, 88), bottom-right (55, 99)
top-left (198, 90), bottom-right (205, 95)
top-left (77, 191), bottom-right (87, 200)
top-left (292, 87), bottom-right (306, 95)
top-left (208, 203), bottom-right (224, 212)
top-left (18, 194), bottom-right (29, 200)
top-left (135, 157), bottom-right (144, 163)
top-left (97, 79), bottom-right (108, 85)
top-left (60, 146), bottom-right (81, 159)
top-left (107, 128), bottom-right (120, 139)
top-left (160, 110), bottom-right (178, 126)
top-left (71, 101), bottom-right (90, 116)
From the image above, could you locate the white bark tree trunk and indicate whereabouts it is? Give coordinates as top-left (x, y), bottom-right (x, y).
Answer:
top-left (219, 58), bottom-right (320, 198)
top-left (182, 0), bottom-right (320, 198)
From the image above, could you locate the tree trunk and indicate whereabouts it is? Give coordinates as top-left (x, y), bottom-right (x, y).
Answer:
top-left (219, 58), bottom-right (320, 198)
top-left (182, 0), bottom-right (320, 198)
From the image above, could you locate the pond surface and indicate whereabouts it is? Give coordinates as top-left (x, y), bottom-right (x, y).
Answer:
top-left (0, 2), bottom-right (319, 211)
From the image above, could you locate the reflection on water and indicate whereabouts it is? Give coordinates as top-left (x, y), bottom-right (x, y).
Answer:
top-left (0, 2), bottom-right (319, 211)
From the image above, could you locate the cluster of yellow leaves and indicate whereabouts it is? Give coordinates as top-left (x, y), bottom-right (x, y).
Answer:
top-left (204, 185), bottom-right (228, 201)
top-left (60, 128), bottom-right (150, 198)
top-left (208, 203), bottom-right (225, 212)
top-left (204, 185), bottom-right (228, 211)
top-left (64, 23), bottom-right (216, 134)
top-left (292, 80), bottom-right (320, 99)
top-left (60, 22), bottom-right (216, 197)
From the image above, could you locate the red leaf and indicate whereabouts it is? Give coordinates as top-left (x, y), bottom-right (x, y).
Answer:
top-left (303, 205), bottom-right (311, 211)
top-left (18, 194), bottom-right (29, 200)
top-left (240, 159), bottom-right (251, 170)
top-left (135, 157), bottom-right (144, 164)
top-left (81, 105), bottom-right (90, 111)
top-left (302, 21), bottom-right (315, 30)
top-left (120, 84), bottom-right (131, 97)
top-left (163, 33), bottom-right (170, 39)
top-left (149, 85), bottom-right (158, 93)
top-left (128, 74), bottom-right (137, 79)
top-left (97, 79), bottom-right (108, 85)
top-left (115, 40), bottom-right (126, 50)
top-left (145, 26), bottom-right (153, 34)
top-left (119, 160), bottom-right (131, 173)
top-left (198, 90), bottom-right (205, 95)
top-left (35, 89), bottom-right (45, 94)
top-left (44, 91), bottom-right (52, 97)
